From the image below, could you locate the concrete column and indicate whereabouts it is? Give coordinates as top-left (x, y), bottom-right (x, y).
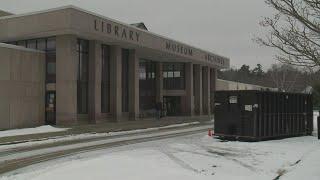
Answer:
top-left (210, 68), bottom-right (217, 114)
top-left (202, 66), bottom-right (210, 115)
top-left (56, 35), bottom-right (78, 125)
top-left (185, 62), bottom-right (194, 116)
top-left (110, 46), bottom-right (122, 121)
top-left (128, 49), bottom-right (139, 120)
top-left (156, 62), bottom-right (163, 103)
top-left (194, 64), bottom-right (203, 115)
top-left (88, 41), bottom-right (102, 123)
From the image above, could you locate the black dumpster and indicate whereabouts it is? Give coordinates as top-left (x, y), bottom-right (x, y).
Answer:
top-left (214, 90), bottom-right (313, 141)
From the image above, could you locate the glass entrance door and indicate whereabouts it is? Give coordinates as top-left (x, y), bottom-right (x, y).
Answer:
top-left (163, 96), bottom-right (181, 116)
top-left (45, 91), bottom-right (56, 125)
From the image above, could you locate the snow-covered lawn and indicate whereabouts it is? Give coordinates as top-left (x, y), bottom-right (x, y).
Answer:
top-left (0, 116), bottom-right (318, 180)
top-left (0, 126), bottom-right (68, 138)
top-left (0, 122), bottom-right (200, 151)
top-left (282, 144), bottom-right (320, 180)
top-left (314, 111), bottom-right (318, 131)
top-left (1, 122), bottom-right (199, 140)
top-left (2, 132), bottom-right (319, 180)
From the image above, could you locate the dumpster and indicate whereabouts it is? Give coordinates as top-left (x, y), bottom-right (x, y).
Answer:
top-left (214, 90), bottom-right (313, 141)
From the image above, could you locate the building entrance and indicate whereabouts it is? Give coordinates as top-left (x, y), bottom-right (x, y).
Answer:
top-left (163, 96), bottom-right (181, 116)
top-left (45, 91), bottom-right (56, 125)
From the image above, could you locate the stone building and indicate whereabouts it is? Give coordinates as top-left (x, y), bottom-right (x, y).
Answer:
top-left (0, 6), bottom-right (229, 127)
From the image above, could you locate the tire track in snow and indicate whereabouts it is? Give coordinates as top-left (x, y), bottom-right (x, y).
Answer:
top-left (204, 146), bottom-right (258, 172)
top-left (274, 144), bottom-right (319, 180)
top-left (160, 149), bottom-right (200, 173)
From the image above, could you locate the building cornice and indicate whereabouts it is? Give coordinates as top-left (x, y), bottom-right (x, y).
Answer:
top-left (0, 5), bottom-right (230, 68)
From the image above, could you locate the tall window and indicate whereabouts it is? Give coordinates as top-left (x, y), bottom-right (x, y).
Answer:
top-left (163, 63), bottom-right (185, 90)
top-left (139, 59), bottom-right (156, 111)
top-left (101, 45), bottom-right (111, 113)
top-left (210, 68), bottom-right (215, 114)
top-left (45, 38), bottom-right (56, 83)
top-left (27, 39), bottom-right (37, 49)
top-left (202, 67), bottom-right (206, 113)
top-left (10, 37), bottom-right (56, 83)
top-left (122, 49), bottom-right (129, 112)
top-left (193, 66), bottom-right (196, 96)
top-left (77, 39), bottom-right (89, 114)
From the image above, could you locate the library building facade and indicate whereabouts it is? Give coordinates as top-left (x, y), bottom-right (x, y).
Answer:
top-left (0, 6), bottom-right (229, 129)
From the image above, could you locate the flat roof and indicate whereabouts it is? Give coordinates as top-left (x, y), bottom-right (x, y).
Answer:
top-left (217, 79), bottom-right (277, 89)
top-left (0, 5), bottom-right (230, 69)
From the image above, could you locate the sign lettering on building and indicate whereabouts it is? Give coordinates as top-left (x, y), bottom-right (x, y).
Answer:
top-left (205, 54), bottom-right (226, 66)
top-left (94, 19), bottom-right (140, 42)
top-left (93, 20), bottom-right (228, 68)
top-left (165, 42), bottom-right (193, 56)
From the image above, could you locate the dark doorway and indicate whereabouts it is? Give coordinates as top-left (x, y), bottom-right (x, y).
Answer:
top-left (163, 96), bottom-right (181, 116)
top-left (45, 91), bottom-right (56, 125)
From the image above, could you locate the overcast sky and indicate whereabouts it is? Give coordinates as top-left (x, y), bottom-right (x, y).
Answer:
top-left (0, 0), bottom-right (278, 69)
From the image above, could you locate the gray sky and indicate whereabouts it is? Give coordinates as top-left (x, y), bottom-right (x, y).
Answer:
top-left (0, 0), bottom-right (278, 69)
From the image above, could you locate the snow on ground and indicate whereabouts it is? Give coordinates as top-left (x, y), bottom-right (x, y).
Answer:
top-left (314, 111), bottom-right (318, 131)
top-left (0, 126), bottom-right (68, 138)
top-left (0, 133), bottom-right (106, 151)
top-left (281, 146), bottom-right (320, 180)
top-left (0, 126), bottom-right (211, 163)
top-left (0, 122), bottom-right (199, 140)
top-left (0, 122), bottom-right (200, 151)
top-left (1, 132), bottom-right (319, 180)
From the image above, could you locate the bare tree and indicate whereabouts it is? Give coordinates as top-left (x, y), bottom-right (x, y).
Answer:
top-left (267, 64), bottom-right (300, 92)
top-left (256, 0), bottom-right (320, 68)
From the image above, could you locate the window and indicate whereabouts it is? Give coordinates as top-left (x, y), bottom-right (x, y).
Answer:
top-left (13, 38), bottom-right (55, 52)
top-left (47, 62), bottom-right (56, 75)
top-left (46, 52), bottom-right (56, 83)
top-left (17, 41), bottom-right (26, 47)
top-left (139, 59), bottom-right (156, 111)
top-left (139, 66), bottom-right (147, 80)
top-left (202, 67), bottom-right (206, 114)
top-left (139, 60), bottom-right (156, 81)
top-left (122, 49), bottom-right (129, 112)
top-left (193, 66), bottom-right (196, 96)
top-left (163, 63), bottom-right (185, 90)
top-left (46, 38), bottom-right (56, 51)
top-left (45, 38), bottom-right (56, 83)
top-left (77, 39), bottom-right (89, 114)
top-left (37, 39), bottom-right (46, 51)
top-left (27, 39), bottom-right (37, 49)
top-left (101, 45), bottom-right (111, 113)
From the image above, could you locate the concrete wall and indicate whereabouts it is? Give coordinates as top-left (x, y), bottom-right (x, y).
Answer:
top-left (0, 43), bottom-right (45, 130)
